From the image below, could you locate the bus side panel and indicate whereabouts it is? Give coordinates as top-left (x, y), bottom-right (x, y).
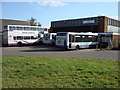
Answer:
top-left (67, 42), bottom-right (99, 49)
top-left (79, 42), bottom-right (98, 48)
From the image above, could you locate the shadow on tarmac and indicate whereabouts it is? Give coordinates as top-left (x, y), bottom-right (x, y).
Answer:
top-left (20, 45), bottom-right (68, 52)
top-left (20, 49), bottom-right (66, 52)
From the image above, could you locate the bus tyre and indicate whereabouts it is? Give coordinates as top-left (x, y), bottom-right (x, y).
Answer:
top-left (17, 42), bottom-right (22, 47)
top-left (76, 45), bottom-right (79, 50)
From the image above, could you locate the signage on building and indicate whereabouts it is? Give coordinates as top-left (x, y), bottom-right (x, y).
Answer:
top-left (83, 20), bottom-right (95, 24)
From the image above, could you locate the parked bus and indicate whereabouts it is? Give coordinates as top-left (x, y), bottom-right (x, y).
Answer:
top-left (43, 33), bottom-right (56, 45)
top-left (56, 32), bottom-right (113, 50)
top-left (98, 32), bottom-right (119, 48)
top-left (2, 25), bottom-right (47, 46)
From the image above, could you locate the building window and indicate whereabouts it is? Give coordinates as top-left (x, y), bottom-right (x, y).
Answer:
top-left (108, 18), bottom-right (109, 25)
top-left (111, 19), bottom-right (113, 26)
top-left (116, 20), bottom-right (118, 27)
top-left (113, 20), bottom-right (116, 26)
top-left (108, 18), bottom-right (111, 25)
top-left (109, 18), bottom-right (120, 27)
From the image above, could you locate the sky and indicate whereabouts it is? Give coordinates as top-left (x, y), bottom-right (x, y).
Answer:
top-left (1, 1), bottom-right (119, 28)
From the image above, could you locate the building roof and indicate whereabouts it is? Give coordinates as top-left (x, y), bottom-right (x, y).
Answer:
top-left (51, 16), bottom-right (119, 22)
top-left (0, 19), bottom-right (28, 22)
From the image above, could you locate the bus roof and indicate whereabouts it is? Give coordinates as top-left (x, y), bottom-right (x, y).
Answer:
top-left (57, 32), bottom-right (120, 36)
top-left (8, 25), bottom-right (47, 28)
top-left (44, 33), bottom-right (57, 35)
top-left (57, 32), bottom-right (98, 35)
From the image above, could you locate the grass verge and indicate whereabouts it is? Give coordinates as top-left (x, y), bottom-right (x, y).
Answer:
top-left (2, 56), bottom-right (120, 88)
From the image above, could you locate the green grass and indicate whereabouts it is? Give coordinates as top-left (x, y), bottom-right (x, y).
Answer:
top-left (2, 56), bottom-right (120, 88)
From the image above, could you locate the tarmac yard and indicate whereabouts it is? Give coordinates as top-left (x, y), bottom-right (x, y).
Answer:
top-left (2, 45), bottom-right (119, 61)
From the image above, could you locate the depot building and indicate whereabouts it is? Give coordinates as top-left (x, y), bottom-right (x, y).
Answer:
top-left (50, 16), bottom-right (120, 33)
top-left (50, 16), bottom-right (120, 47)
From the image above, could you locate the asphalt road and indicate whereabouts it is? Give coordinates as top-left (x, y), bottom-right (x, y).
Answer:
top-left (2, 45), bottom-right (119, 61)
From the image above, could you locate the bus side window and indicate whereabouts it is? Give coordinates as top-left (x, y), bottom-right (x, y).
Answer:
top-left (9, 26), bottom-right (13, 30)
top-left (13, 26), bottom-right (16, 30)
top-left (31, 36), bottom-right (37, 39)
top-left (33, 28), bottom-right (36, 31)
top-left (17, 36), bottom-right (23, 40)
top-left (17, 27), bottom-right (19, 30)
top-left (31, 36), bottom-right (34, 39)
top-left (24, 27), bottom-right (30, 30)
top-left (19, 27), bottom-right (22, 30)
top-left (10, 26), bottom-right (16, 30)
top-left (31, 27), bottom-right (34, 31)
top-left (24, 36), bottom-right (30, 40)
top-left (17, 27), bottom-right (23, 30)
top-left (13, 36), bottom-right (17, 40)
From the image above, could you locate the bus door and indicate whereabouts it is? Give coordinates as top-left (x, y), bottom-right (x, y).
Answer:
top-left (69, 34), bottom-right (75, 48)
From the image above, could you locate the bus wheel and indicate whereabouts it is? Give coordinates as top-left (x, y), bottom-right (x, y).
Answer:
top-left (17, 42), bottom-right (22, 47)
top-left (76, 45), bottom-right (79, 50)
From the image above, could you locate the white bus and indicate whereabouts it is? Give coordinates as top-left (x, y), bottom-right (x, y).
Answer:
top-left (56, 32), bottom-right (113, 50)
top-left (42, 33), bottom-right (57, 45)
top-left (2, 25), bottom-right (47, 46)
top-left (56, 32), bottom-right (100, 50)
